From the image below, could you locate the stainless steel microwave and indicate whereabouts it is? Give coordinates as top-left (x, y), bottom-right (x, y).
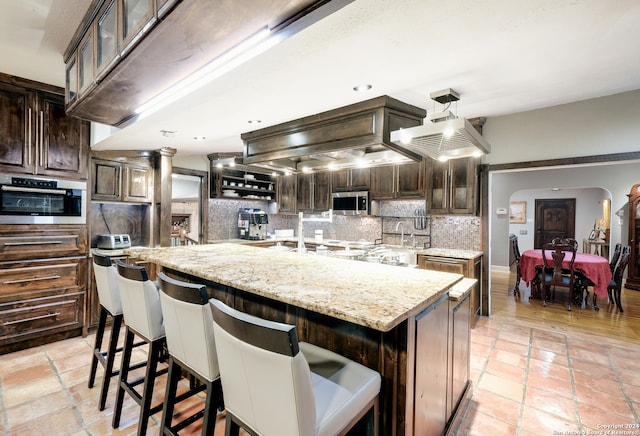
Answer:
top-left (0, 175), bottom-right (87, 224)
top-left (331, 191), bottom-right (369, 215)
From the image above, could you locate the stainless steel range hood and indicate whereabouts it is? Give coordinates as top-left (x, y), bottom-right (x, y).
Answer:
top-left (390, 88), bottom-right (491, 161)
top-left (390, 116), bottom-right (490, 161)
top-left (241, 96), bottom-right (427, 173)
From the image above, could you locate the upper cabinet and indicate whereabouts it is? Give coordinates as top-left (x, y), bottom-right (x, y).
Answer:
top-left (371, 161), bottom-right (425, 200)
top-left (91, 153), bottom-right (154, 203)
top-left (64, 0), bottom-right (351, 126)
top-left (426, 157), bottom-right (478, 215)
top-left (297, 172), bottom-right (331, 213)
top-left (0, 73), bottom-right (90, 180)
top-left (331, 168), bottom-right (370, 192)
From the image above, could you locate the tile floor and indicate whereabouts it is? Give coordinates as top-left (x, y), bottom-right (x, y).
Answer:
top-left (1, 316), bottom-right (639, 435)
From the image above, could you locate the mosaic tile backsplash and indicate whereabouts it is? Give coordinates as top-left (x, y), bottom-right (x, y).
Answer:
top-left (207, 199), bottom-right (481, 250)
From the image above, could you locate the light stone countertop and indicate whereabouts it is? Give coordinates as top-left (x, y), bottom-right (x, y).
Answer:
top-left (125, 243), bottom-right (463, 332)
top-left (415, 247), bottom-right (484, 260)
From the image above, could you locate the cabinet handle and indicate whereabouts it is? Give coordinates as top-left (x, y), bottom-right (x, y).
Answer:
top-left (28, 108), bottom-right (32, 165)
top-left (3, 312), bottom-right (60, 326)
top-left (3, 275), bottom-right (62, 284)
top-left (39, 110), bottom-right (44, 167)
top-left (4, 240), bottom-right (63, 246)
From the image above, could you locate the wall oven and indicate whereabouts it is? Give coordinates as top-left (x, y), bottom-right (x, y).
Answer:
top-left (0, 176), bottom-right (86, 224)
top-left (331, 191), bottom-right (369, 215)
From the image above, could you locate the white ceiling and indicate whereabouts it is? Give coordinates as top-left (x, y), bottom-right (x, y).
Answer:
top-left (2, 0), bottom-right (640, 158)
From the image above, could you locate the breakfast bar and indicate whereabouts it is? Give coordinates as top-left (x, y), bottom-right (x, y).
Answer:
top-left (126, 243), bottom-right (471, 435)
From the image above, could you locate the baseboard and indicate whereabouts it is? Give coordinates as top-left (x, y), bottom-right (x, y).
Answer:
top-left (491, 265), bottom-right (511, 274)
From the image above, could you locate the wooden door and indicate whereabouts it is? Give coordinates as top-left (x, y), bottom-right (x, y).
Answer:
top-left (370, 165), bottom-right (395, 199)
top-left (534, 198), bottom-right (576, 248)
top-left (296, 173), bottom-right (312, 212)
top-left (314, 172), bottom-right (331, 211)
top-left (397, 161), bottom-right (424, 198)
top-left (0, 81), bottom-right (32, 174)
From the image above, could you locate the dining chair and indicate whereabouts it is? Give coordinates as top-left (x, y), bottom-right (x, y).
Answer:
top-left (510, 236), bottom-right (522, 298)
top-left (609, 242), bottom-right (623, 274)
top-left (608, 245), bottom-right (631, 312)
top-left (539, 238), bottom-right (578, 311)
top-left (209, 298), bottom-right (381, 436)
top-left (157, 272), bottom-right (223, 435)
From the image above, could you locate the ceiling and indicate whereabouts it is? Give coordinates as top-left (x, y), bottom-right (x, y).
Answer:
top-left (2, 0), bottom-right (640, 158)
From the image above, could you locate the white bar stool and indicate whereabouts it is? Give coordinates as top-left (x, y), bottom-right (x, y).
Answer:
top-left (210, 299), bottom-right (381, 436)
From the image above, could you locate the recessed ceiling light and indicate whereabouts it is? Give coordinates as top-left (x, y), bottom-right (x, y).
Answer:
top-left (353, 84), bottom-right (372, 92)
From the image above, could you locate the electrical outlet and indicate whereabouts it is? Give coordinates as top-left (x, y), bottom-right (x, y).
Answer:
top-left (519, 230), bottom-right (527, 235)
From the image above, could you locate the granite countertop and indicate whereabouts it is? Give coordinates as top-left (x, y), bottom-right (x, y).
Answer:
top-left (415, 247), bottom-right (484, 260)
top-left (125, 243), bottom-right (463, 332)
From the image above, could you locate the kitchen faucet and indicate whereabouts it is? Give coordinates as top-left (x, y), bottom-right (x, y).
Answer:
top-left (395, 221), bottom-right (406, 247)
top-left (298, 209), bottom-right (333, 253)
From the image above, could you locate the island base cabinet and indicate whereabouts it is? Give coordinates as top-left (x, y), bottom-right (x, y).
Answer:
top-left (449, 295), bottom-right (471, 419)
top-left (413, 294), bottom-right (449, 435)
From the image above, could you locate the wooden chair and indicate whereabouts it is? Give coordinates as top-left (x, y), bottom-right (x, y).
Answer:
top-left (510, 236), bottom-right (522, 298)
top-left (539, 238), bottom-right (578, 311)
top-left (210, 298), bottom-right (381, 436)
top-left (608, 245), bottom-right (631, 312)
top-left (609, 243), bottom-right (623, 273)
top-left (576, 243), bottom-right (624, 311)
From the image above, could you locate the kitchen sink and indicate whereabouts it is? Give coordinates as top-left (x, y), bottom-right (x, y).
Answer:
top-left (363, 246), bottom-right (418, 266)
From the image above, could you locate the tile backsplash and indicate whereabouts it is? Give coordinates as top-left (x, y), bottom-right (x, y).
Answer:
top-left (207, 199), bottom-right (481, 250)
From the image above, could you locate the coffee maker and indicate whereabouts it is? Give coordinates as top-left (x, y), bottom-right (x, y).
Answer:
top-left (237, 208), bottom-right (268, 240)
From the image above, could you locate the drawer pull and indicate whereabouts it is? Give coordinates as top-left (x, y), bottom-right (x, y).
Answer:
top-left (3, 312), bottom-right (60, 326)
top-left (4, 241), bottom-right (64, 246)
top-left (4, 275), bottom-right (62, 284)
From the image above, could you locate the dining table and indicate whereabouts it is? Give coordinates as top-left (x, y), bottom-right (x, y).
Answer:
top-left (519, 249), bottom-right (613, 300)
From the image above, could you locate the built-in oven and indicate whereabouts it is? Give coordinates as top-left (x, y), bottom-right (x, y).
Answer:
top-left (331, 191), bottom-right (369, 215)
top-left (0, 175), bottom-right (86, 224)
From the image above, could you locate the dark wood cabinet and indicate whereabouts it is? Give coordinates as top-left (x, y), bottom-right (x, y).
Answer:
top-left (91, 156), bottom-right (153, 203)
top-left (418, 254), bottom-right (482, 327)
top-left (0, 225), bottom-right (88, 354)
top-left (371, 161), bottom-right (425, 199)
top-left (209, 163), bottom-right (276, 202)
top-left (0, 74), bottom-right (90, 179)
top-left (426, 157), bottom-right (477, 214)
top-left (277, 174), bottom-right (297, 214)
top-left (626, 183), bottom-right (640, 290)
top-left (331, 168), bottom-right (370, 192)
top-left (297, 172), bottom-right (331, 213)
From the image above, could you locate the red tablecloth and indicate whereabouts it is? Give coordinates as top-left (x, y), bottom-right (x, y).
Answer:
top-left (519, 249), bottom-right (612, 298)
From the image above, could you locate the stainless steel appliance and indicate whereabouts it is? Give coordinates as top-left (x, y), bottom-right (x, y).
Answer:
top-left (0, 175), bottom-right (86, 224)
top-left (237, 208), bottom-right (268, 240)
top-left (331, 191), bottom-right (369, 215)
top-left (97, 234), bottom-right (131, 249)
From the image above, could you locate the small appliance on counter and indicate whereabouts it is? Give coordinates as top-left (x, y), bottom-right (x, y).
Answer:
top-left (97, 233), bottom-right (131, 249)
top-left (237, 208), bottom-right (268, 240)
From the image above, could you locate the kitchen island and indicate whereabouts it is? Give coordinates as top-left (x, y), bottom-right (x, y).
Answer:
top-left (125, 243), bottom-right (471, 435)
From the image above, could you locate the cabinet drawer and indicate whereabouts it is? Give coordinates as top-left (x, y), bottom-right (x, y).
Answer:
top-left (0, 292), bottom-right (84, 344)
top-left (0, 257), bottom-right (86, 300)
top-left (0, 226), bottom-right (87, 261)
top-left (419, 257), bottom-right (466, 275)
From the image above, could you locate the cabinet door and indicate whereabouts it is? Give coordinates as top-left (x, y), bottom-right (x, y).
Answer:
top-left (123, 163), bottom-right (152, 202)
top-left (78, 31), bottom-right (95, 96)
top-left (96, 0), bottom-right (119, 79)
top-left (370, 165), bottom-right (395, 199)
top-left (397, 160), bottom-right (424, 198)
top-left (297, 173), bottom-right (312, 212)
top-left (314, 172), bottom-right (331, 211)
top-left (418, 256), bottom-right (466, 275)
top-left (350, 167), bottom-right (370, 191)
top-left (331, 169), bottom-right (349, 191)
top-left (449, 296), bottom-right (470, 417)
top-left (0, 82), bottom-right (31, 174)
top-left (278, 175), bottom-right (297, 214)
top-left (120, 0), bottom-right (155, 54)
top-left (427, 159), bottom-right (449, 214)
top-left (38, 92), bottom-right (90, 179)
top-left (449, 158), bottom-right (476, 214)
top-left (92, 159), bottom-right (122, 201)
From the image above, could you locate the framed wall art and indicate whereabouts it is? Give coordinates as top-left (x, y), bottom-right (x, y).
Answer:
top-left (509, 201), bottom-right (526, 224)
